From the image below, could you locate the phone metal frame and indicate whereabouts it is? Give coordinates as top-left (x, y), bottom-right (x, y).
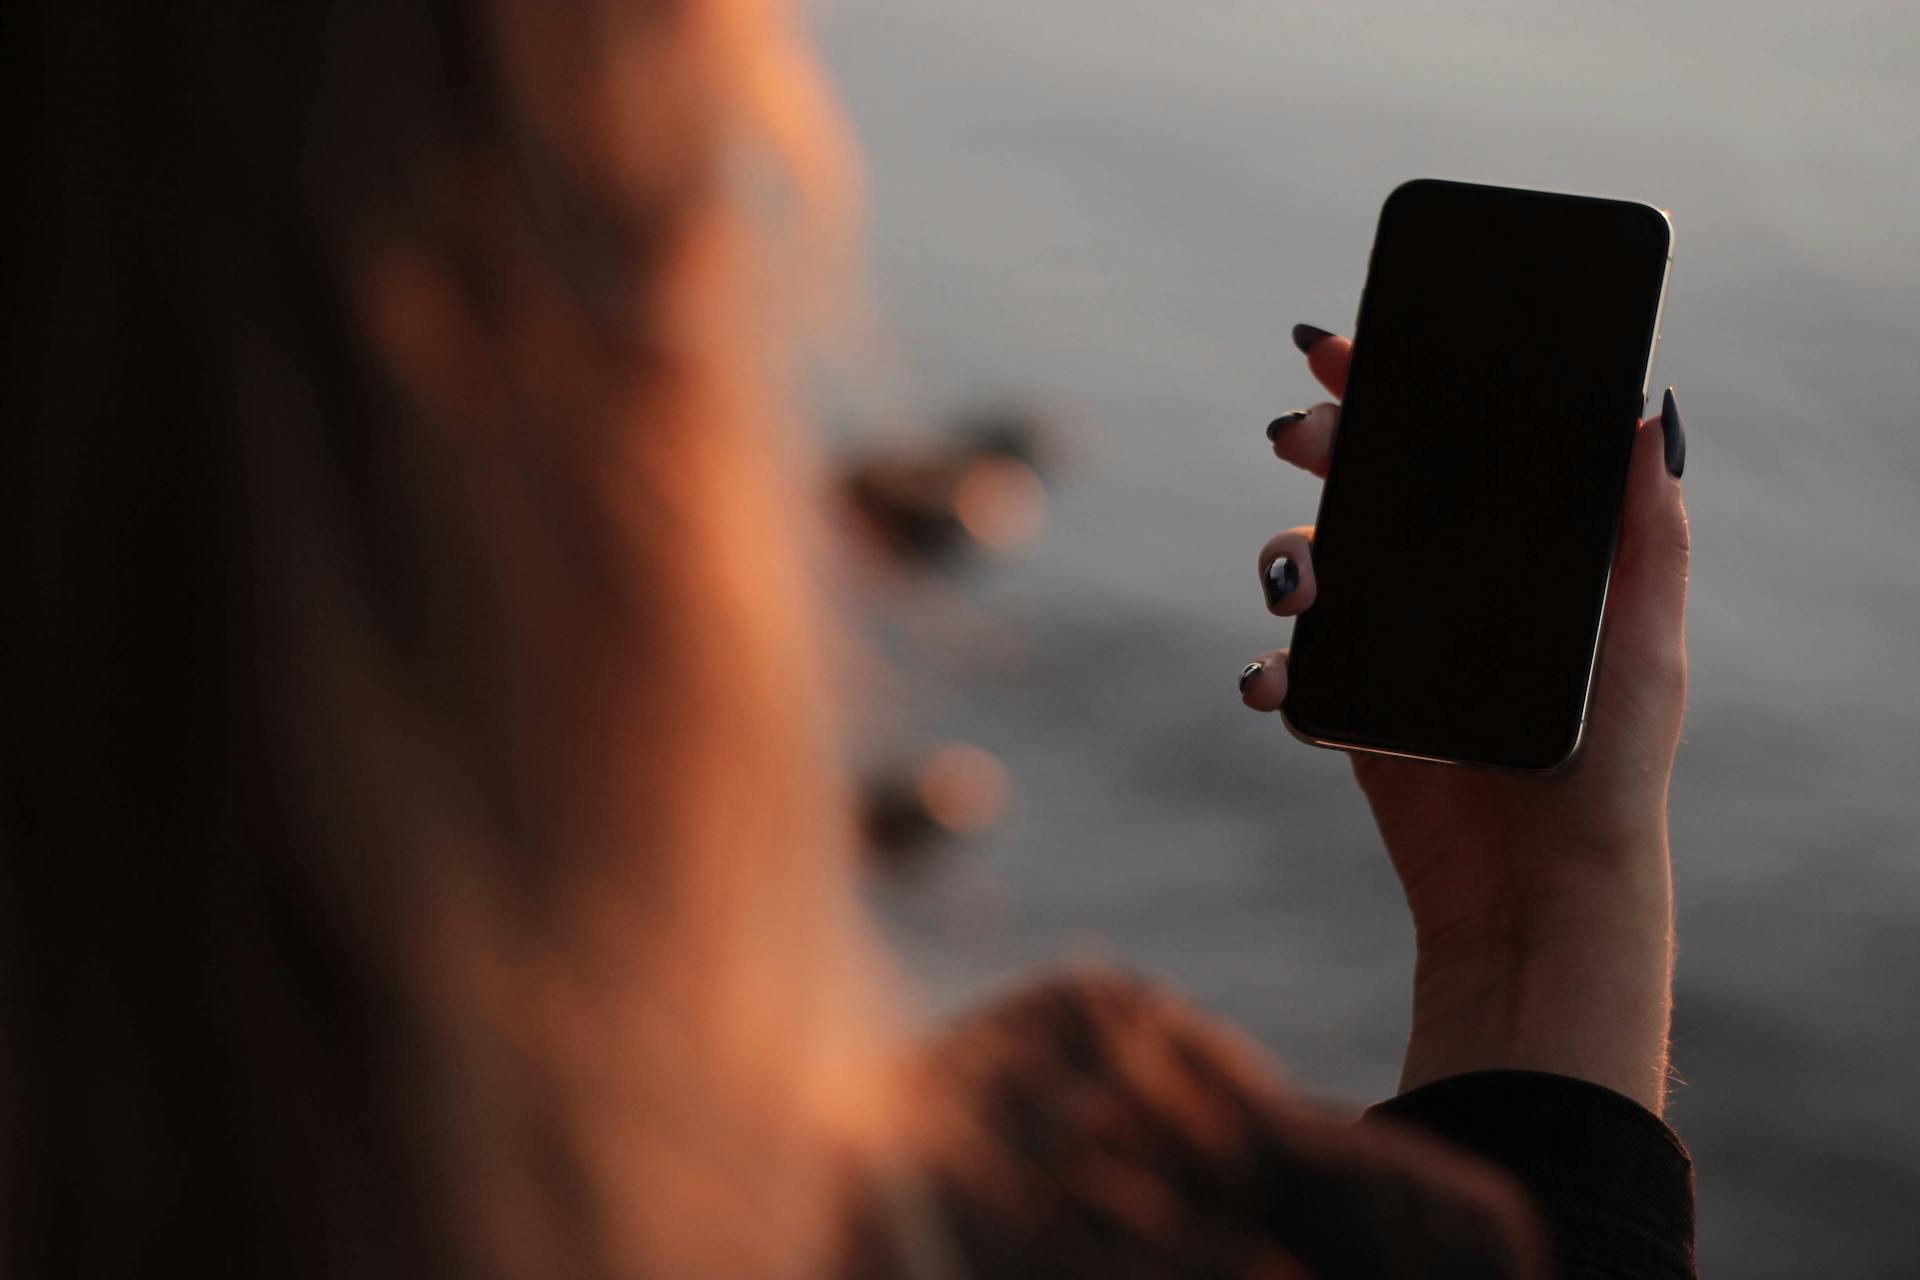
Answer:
top-left (1280, 179), bottom-right (1675, 776)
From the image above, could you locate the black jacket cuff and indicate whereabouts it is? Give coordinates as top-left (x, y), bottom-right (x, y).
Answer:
top-left (1364, 1070), bottom-right (1696, 1279)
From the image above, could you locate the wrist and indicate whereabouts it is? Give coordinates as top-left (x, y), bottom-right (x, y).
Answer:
top-left (1400, 844), bottom-right (1675, 1113)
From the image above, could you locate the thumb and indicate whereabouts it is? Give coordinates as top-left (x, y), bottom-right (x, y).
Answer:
top-left (1607, 388), bottom-right (1691, 660)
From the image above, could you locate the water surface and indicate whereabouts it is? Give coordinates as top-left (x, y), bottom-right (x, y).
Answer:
top-left (817, 3), bottom-right (1920, 1271)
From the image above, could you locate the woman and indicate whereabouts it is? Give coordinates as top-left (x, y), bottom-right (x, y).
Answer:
top-left (3, 1), bottom-right (1694, 1276)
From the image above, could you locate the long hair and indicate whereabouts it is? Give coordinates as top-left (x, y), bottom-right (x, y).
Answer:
top-left (3, 2), bottom-right (892, 1275)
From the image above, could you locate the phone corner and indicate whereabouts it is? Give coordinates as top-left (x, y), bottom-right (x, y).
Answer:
top-left (1381, 176), bottom-right (1451, 213)
top-left (1635, 201), bottom-right (1676, 258)
top-left (1278, 704), bottom-right (1345, 757)
top-left (1515, 722), bottom-right (1591, 776)
top-left (1276, 703), bottom-right (1318, 749)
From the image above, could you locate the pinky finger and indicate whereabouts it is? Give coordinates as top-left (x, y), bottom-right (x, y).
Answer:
top-left (1238, 649), bottom-right (1290, 713)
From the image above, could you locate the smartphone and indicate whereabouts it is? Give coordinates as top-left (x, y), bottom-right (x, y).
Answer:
top-left (1283, 178), bottom-right (1672, 772)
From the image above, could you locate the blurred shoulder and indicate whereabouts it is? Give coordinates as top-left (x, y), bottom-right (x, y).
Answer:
top-left (843, 966), bottom-right (1545, 1280)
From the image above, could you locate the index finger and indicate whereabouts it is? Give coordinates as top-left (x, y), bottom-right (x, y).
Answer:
top-left (1294, 325), bottom-right (1354, 399)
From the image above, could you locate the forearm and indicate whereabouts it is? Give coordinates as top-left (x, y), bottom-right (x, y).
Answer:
top-left (1398, 839), bottom-right (1675, 1114)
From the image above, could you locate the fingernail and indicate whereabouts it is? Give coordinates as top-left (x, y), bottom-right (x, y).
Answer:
top-left (1291, 324), bottom-right (1333, 355)
top-left (1262, 556), bottom-right (1299, 609)
top-left (1661, 387), bottom-right (1686, 478)
top-left (1266, 410), bottom-right (1308, 443)
top-left (1239, 661), bottom-right (1264, 693)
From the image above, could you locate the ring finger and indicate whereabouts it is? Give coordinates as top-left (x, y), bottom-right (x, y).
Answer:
top-left (1257, 526), bottom-right (1318, 616)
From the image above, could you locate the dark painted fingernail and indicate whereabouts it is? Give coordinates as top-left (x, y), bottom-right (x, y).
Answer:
top-left (1239, 661), bottom-right (1264, 693)
top-left (1292, 324), bottom-right (1333, 355)
top-left (1262, 556), bottom-right (1299, 609)
top-left (1266, 410), bottom-right (1308, 443)
top-left (1661, 387), bottom-right (1686, 478)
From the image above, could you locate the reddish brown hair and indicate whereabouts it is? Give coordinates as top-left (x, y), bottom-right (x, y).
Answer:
top-left (5, 2), bottom-right (889, 1275)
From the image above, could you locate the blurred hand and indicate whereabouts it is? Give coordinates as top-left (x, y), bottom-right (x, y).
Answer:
top-left (1241, 330), bottom-right (1690, 1112)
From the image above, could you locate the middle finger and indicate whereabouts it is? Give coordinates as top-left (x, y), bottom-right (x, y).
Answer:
top-left (1266, 402), bottom-right (1340, 478)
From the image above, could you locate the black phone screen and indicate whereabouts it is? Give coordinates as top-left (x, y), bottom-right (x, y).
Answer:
top-left (1283, 179), bottom-right (1671, 771)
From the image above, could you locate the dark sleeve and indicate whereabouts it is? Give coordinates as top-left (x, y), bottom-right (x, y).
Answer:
top-left (1365, 1071), bottom-right (1696, 1280)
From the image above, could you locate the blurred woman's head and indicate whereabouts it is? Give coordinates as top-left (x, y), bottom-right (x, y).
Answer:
top-left (5, 2), bottom-right (890, 1275)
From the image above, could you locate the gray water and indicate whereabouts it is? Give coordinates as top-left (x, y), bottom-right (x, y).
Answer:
top-left (815, 3), bottom-right (1920, 1273)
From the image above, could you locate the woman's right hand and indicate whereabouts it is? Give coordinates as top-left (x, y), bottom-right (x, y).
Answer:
top-left (1240, 327), bottom-right (1692, 1113)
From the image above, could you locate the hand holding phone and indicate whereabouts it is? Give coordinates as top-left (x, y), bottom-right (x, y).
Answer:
top-left (1238, 181), bottom-right (1692, 1111)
